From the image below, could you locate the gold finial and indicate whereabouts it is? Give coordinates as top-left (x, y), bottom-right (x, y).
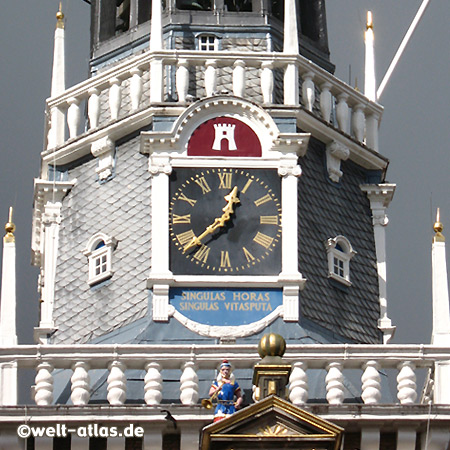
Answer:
top-left (56, 2), bottom-right (65, 29)
top-left (434, 208), bottom-right (445, 242)
top-left (354, 77), bottom-right (360, 92)
top-left (4, 207), bottom-right (15, 243)
top-left (366, 11), bottom-right (373, 30)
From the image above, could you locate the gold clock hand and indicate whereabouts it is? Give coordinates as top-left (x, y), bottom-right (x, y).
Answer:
top-left (182, 186), bottom-right (240, 253)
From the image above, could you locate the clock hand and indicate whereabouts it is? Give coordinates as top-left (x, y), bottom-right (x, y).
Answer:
top-left (183, 186), bottom-right (240, 253)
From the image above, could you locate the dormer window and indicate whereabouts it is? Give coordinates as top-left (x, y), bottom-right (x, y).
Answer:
top-left (198, 34), bottom-right (218, 51)
top-left (325, 236), bottom-right (356, 286)
top-left (84, 233), bottom-right (117, 286)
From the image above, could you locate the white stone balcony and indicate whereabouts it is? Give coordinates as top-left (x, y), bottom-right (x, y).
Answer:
top-left (1, 343), bottom-right (447, 407)
top-left (43, 49), bottom-right (383, 158)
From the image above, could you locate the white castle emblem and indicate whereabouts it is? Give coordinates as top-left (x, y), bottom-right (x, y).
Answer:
top-left (212, 123), bottom-right (237, 151)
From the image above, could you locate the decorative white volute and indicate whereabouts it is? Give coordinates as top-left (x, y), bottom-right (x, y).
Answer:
top-left (88, 87), bottom-right (100, 129)
top-left (67, 97), bottom-right (81, 139)
top-left (325, 362), bottom-right (344, 405)
top-left (109, 77), bottom-right (122, 121)
top-left (397, 361), bottom-right (417, 405)
top-left (71, 362), bottom-right (90, 406)
top-left (107, 360), bottom-right (127, 405)
top-left (144, 362), bottom-right (163, 405)
top-left (35, 362), bottom-right (54, 406)
top-left (361, 361), bottom-right (381, 404)
top-left (261, 62), bottom-right (274, 105)
top-left (205, 60), bottom-right (218, 97)
top-left (302, 72), bottom-right (315, 112)
top-left (130, 68), bottom-right (143, 111)
top-left (176, 60), bottom-right (190, 104)
top-left (319, 82), bottom-right (332, 123)
top-left (233, 60), bottom-right (246, 98)
top-left (326, 141), bottom-right (350, 183)
top-left (180, 361), bottom-right (199, 405)
top-left (91, 136), bottom-right (115, 181)
top-left (289, 362), bottom-right (308, 405)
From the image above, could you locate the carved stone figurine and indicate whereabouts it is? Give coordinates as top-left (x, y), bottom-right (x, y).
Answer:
top-left (209, 360), bottom-right (243, 422)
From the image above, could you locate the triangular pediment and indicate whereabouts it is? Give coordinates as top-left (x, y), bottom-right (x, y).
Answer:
top-left (201, 395), bottom-right (343, 450)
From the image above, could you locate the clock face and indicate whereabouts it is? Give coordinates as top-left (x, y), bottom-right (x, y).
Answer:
top-left (169, 168), bottom-right (282, 275)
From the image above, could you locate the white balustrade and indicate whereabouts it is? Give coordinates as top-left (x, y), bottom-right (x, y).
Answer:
top-left (319, 82), bottom-right (332, 123)
top-left (233, 60), bottom-right (246, 98)
top-left (261, 62), bottom-right (274, 104)
top-left (326, 362), bottom-right (344, 405)
top-left (130, 68), bottom-right (143, 110)
top-left (144, 362), bottom-right (163, 405)
top-left (397, 361), bottom-right (417, 405)
top-left (67, 97), bottom-right (81, 139)
top-left (107, 360), bottom-right (127, 405)
top-left (366, 112), bottom-right (380, 151)
top-left (71, 361), bottom-right (90, 405)
top-left (336, 93), bottom-right (349, 133)
top-left (180, 361), bottom-right (199, 405)
top-left (352, 103), bottom-right (365, 142)
top-left (302, 72), bottom-right (315, 112)
top-left (361, 360), bottom-right (381, 404)
top-left (289, 361), bottom-right (308, 405)
top-left (176, 59), bottom-right (190, 104)
top-left (35, 362), bottom-right (54, 406)
top-left (204, 60), bottom-right (217, 97)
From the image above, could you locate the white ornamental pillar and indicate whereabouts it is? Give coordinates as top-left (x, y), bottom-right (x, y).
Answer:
top-left (180, 361), bottom-right (199, 405)
top-left (431, 211), bottom-right (450, 404)
top-left (282, 0), bottom-right (299, 106)
top-left (364, 12), bottom-right (377, 102)
top-left (150, 0), bottom-right (164, 103)
top-left (361, 184), bottom-right (396, 343)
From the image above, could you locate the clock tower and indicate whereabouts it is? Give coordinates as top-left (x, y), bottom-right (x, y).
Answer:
top-left (34, 0), bottom-right (393, 408)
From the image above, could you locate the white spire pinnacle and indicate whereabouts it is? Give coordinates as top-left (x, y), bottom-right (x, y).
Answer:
top-left (51, 3), bottom-right (66, 97)
top-left (283, 0), bottom-right (299, 53)
top-left (364, 11), bottom-right (376, 102)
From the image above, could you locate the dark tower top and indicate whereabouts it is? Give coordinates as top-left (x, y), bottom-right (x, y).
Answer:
top-left (89, 0), bottom-right (333, 72)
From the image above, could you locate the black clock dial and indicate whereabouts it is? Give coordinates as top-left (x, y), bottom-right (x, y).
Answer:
top-left (169, 168), bottom-right (282, 275)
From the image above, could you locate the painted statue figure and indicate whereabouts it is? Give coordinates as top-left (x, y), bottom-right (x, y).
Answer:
top-left (209, 360), bottom-right (243, 422)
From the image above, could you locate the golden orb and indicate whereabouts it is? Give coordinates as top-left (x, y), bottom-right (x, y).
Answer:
top-left (56, 10), bottom-right (64, 20)
top-left (434, 221), bottom-right (444, 234)
top-left (5, 221), bottom-right (15, 235)
top-left (258, 333), bottom-right (286, 359)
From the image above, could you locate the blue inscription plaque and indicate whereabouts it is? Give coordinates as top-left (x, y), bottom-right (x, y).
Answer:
top-left (169, 288), bottom-right (283, 326)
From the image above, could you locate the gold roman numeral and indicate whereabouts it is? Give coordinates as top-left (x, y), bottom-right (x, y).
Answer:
top-left (220, 250), bottom-right (231, 268)
top-left (194, 176), bottom-right (211, 194)
top-left (260, 215), bottom-right (278, 225)
top-left (193, 245), bottom-right (210, 263)
top-left (218, 172), bottom-right (233, 189)
top-left (242, 247), bottom-right (255, 263)
top-left (253, 232), bottom-right (274, 249)
top-left (172, 214), bottom-right (191, 224)
top-left (254, 194), bottom-right (272, 207)
top-left (176, 229), bottom-right (196, 246)
top-left (241, 179), bottom-right (253, 194)
top-left (178, 192), bottom-right (197, 207)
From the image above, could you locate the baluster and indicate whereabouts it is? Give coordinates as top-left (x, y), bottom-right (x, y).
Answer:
top-left (130, 68), bottom-right (143, 111)
top-left (88, 87), bottom-right (100, 129)
top-left (289, 362), bottom-right (308, 405)
top-left (180, 361), bottom-right (199, 405)
top-left (336, 93), bottom-right (349, 133)
top-left (144, 362), bottom-right (163, 405)
top-left (397, 361), bottom-right (417, 404)
top-left (35, 362), bottom-right (54, 406)
top-left (361, 361), bottom-right (381, 404)
top-left (67, 97), bottom-right (81, 139)
top-left (107, 360), bottom-right (127, 405)
top-left (261, 62), bottom-right (274, 105)
top-left (366, 112), bottom-right (380, 151)
top-left (233, 60), bottom-right (246, 98)
top-left (352, 103), bottom-right (365, 142)
top-left (71, 362), bottom-right (90, 406)
top-left (320, 82), bottom-right (332, 122)
top-left (109, 77), bottom-right (122, 121)
top-left (176, 59), bottom-right (189, 104)
top-left (325, 362), bottom-right (344, 405)
top-left (204, 60), bottom-right (217, 97)
top-left (302, 72), bottom-right (315, 112)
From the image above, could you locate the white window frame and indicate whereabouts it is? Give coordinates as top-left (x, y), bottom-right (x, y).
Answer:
top-left (325, 235), bottom-right (356, 287)
top-left (84, 233), bottom-right (117, 286)
top-left (197, 34), bottom-right (219, 51)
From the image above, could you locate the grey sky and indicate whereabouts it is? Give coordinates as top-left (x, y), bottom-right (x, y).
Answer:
top-left (0, 0), bottom-right (448, 347)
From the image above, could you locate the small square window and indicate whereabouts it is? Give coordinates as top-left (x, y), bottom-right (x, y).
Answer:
top-left (199, 35), bottom-right (216, 51)
top-left (325, 236), bottom-right (356, 287)
top-left (84, 233), bottom-right (117, 286)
